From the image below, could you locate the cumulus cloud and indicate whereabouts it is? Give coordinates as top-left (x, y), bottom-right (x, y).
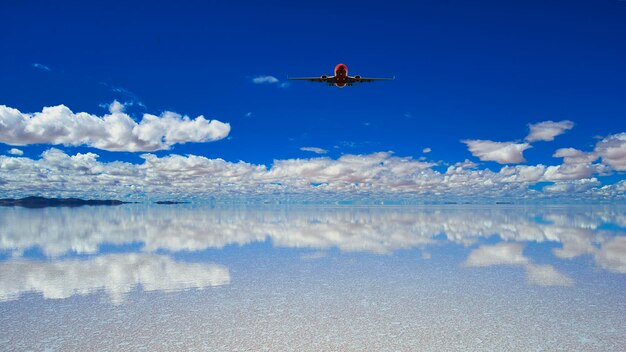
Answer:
top-left (7, 148), bottom-right (23, 156)
top-left (538, 132), bottom-right (625, 180)
top-left (462, 120), bottom-right (575, 165)
top-left (588, 180), bottom-right (626, 199)
top-left (107, 100), bottom-right (124, 113)
top-left (422, 147), bottom-right (431, 153)
top-left (465, 243), bottom-right (573, 286)
top-left (545, 148), bottom-right (602, 180)
top-left (0, 102), bottom-right (230, 152)
top-left (462, 140), bottom-right (531, 164)
top-left (0, 254), bottom-right (230, 304)
top-left (300, 147), bottom-right (328, 154)
top-left (526, 120), bottom-right (574, 142)
top-left (595, 132), bottom-right (626, 171)
top-left (252, 75), bottom-right (280, 84)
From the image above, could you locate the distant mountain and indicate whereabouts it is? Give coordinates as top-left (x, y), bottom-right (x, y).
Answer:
top-left (0, 196), bottom-right (129, 208)
top-left (155, 201), bottom-right (189, 205)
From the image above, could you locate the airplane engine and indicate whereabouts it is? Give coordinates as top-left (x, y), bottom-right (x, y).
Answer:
top-left (320, 75), bottom-right (328, 81)
top-left (354, 75), bottom-right (361, 81)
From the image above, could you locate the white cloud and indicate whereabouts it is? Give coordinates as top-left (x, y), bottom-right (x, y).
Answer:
top-left (252, 75), bottom-right (279, 84)
top-left (0, 253), bottom-right (230, 304)
top-left (595, 132), bottom-right (626, 171)
top-left (526, 120), bottom-right (574, 142)
top-left (32, 63), bottom-right (51, 71)
top-left (7, 148), bottom-right (23, 156)
top-left (422, 147), bottom-right (431, 153)
top-left (300, 147), bottom-right (328, 154)
top-left (462, 140), bottom-right (531, 164)
top-left (588, 180), bottom-right (626, 199)
top-left (107, 100), bottom-right (124, 113)
top-left (543, 148), bottom-right (602, 181)
top-left (252, 75), bottom-right (290, 88)
top-left (0, 103), bottom-right (230, 152)
top-left (537, 132), bottom-right (626, 180)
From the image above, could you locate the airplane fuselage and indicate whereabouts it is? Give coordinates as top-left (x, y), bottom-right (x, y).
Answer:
top-left (334, 63), bottom-right (348, 87)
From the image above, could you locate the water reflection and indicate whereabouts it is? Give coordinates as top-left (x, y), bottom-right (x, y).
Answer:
top-left (0, 254), bottom-right (229, 304)
top-left (464, 243), bottom-right (573, 286)
top-left (0, 205), bottom-right (624, 302)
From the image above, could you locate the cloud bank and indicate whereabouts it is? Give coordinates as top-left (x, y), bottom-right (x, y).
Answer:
top-left (0, 140), bottom-right (623, 200)
top-left (0, 102), bottom-right (230, 152)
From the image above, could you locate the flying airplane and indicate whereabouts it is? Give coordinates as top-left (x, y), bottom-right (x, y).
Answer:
top-left (288, 63), bottom-right (394, 88)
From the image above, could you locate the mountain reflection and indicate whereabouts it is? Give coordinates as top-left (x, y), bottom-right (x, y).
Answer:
top-left (0, 205), bottom-right (624, 302)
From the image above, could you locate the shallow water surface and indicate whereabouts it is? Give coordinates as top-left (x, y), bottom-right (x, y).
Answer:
top-left (0, 205), bottom-right (624, 351)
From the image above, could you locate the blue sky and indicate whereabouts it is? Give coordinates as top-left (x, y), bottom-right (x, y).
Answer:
top-left (0, 0), bottom-right (625, 200)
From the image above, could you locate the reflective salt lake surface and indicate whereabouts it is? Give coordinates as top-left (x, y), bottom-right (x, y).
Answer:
top-left (0, 205), bottom-right (624, 351)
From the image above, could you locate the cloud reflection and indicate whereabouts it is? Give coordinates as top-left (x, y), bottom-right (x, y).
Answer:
top-left (0, 253), bottom-right (230, 304)
top-left (0, 205), bottom-right (624, 272)
top-left (464, 243), bottom-right (573, 286)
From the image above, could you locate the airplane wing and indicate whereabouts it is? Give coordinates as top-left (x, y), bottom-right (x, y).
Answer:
top-left (349, 76), bottom-right (395, 83)
top-left (288, 77), bottom-right (335, 82)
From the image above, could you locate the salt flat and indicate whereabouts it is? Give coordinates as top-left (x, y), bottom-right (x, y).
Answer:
top-left (0, 205), bottom-right (624, 351)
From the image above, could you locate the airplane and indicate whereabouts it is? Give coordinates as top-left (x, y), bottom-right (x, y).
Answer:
top-left (288, 63), bottom-right (394, 88)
